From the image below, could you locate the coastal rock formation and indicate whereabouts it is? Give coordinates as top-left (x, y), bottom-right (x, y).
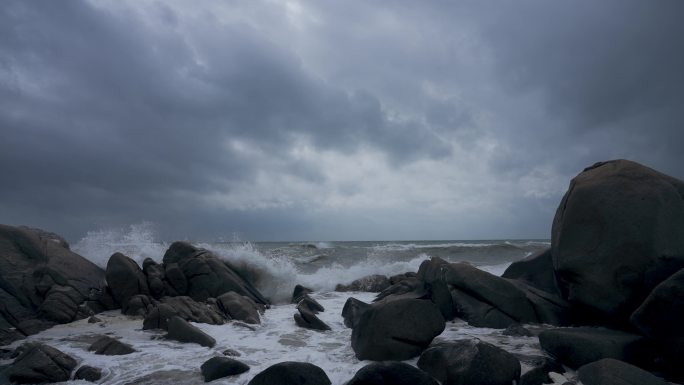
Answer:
top-left (200, 356), bottom-right (250, 382)
top-left (6, 342), bottom-right (77, 384)
top-left (417, 339), bottom-right (520, 385)
top-left (0, 225), bottom-right (105, 345)
top-left (341, 297), bottom-right (371, 328)
top-left (577, 358), bottom-right (667, 385)
top-left (291, 284), bottom-right (313, 303)
top-left (297, 295), bottom-right (325, 313)
top-left (162, 241), bottom-right (268, 304)
top-left (552, 160), bottom-right (684, 322)
top-left (247, 361), bottom-right (331, 385)
top-left (351, 298), bottom-right (445, 360)
top-left (345, 361), bottom-right (438, 385)
top-left (142, 258), bottom-right (166, 299)
top-left (538, 327), bottom-right (652, 369)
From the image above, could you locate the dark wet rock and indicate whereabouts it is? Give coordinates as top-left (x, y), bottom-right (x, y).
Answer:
top-left (297, 295), bottom-right (324, 313)
top-left (7, 342), bottom-right (77, 384)
top-left (95, 286), bottom-right (120, 311)
top-left (106, 252), bottom-right (150, 307)
top-left (162, 241), bottom-right (268, 304)
top-left (17, 226), bottom-right (70, 250)
top-left (578, 358), bottom-right (667, 385)
top-left (335, 275), bottom-right (390, 292)
top-left (503, 248), bottom-right (558, 294)
top-left (166, 315), bottom-right (216, 347)
top-left (200, 356), bottom-right (250, 382)
top-left (342, 297), bottom-right (372, 328)
top-left (519, 356), bottom-right (565, 385)
top-left (122, 294), bottom-right (154, 316)
top-left (75, 365), bottom-right (103, 382)
top-left (89, 335), bottom-right (136, 355)
top-left (418, 339), bottom-right (520, 385)
top-left (247, 361), bottom-right (331, 385)
top-left (39, 284), bottom-right (83, 323)
top-left (142, 303), bottom-right (177, 330)
top-left (509, 280), bottom-right (573, 326)
top-left (345, 361), bottom-right (438, 385)
top-left (292, 284), bottom-right (313, 303)
top-left (0, 225), bottom-right (105, 344)
top-left (538, 327), bottom-right (653, 369)
top-left (374, 277), bottom-right (428, 302)
top-left (503, 323), bottom-right (533, 337)
top-left (351, 298), bottom-right (445, 361)
top-left (426, 277), bottom-right (454, 320)
top-left (161, 296), bottom-right (225, 324)
top-left (631, 268), bottom-right (684, 357)
top-left (222, 349), bottom-right (241, 357)
top-left (88, 316), bottom-right (102, 323)
top-left (443, 260), bottom-right (538, 325)
top-left (450, 287), bottom-right (517, 328)
top-left (217, 292), bottom-right (260, 324)
top-left (163, 262), bottom-right (187, 296)
top-left (389, 272), bottom-right (416, 285)
top-left (552, 160), bottom-right (684, 322)
top-left (294, 302), bottom-right (330, 331)
top-left (142, 258), bottom-right (166, 299)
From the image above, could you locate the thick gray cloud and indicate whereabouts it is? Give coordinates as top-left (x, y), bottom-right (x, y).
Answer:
top-left (1, 0), bottom-right (682, 242)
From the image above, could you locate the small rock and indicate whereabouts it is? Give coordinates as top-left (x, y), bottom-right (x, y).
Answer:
top-left (200, 356), bottom-right (250, 382)
top-left (75, 365), bottom-right (103, 382)
top-left (247, 361), bottom-right (331, 385)
top-left (88, 316), bottom-right (102, 323)
top-left (298, 295), bottom-right (324, 313)
top-left (503, 323), bottom-right (533, 337)
top-left (222, 349), bottom-right (241, 357)
top-left (346, 361), bottom-right (438, 385)
top-left (292, 285), bottom-right (313, 304)
top-left (294, 303), bottom-right (331, 331)
top-left (335, 274), bottom-right (390, 292)
top-left (88, 336), bottom-right (136, 355)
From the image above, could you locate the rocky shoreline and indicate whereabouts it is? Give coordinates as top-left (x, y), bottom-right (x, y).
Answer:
top-left (1, 159), bottom-right (683, 385)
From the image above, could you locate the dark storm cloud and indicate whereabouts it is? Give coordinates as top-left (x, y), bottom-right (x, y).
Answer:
top-left (0, 0), bottom-right (449, 240)
top-left (1, 0), bottom-right (682, 242)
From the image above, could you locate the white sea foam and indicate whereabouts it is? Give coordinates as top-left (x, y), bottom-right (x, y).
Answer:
top-left (1, 291), bottom-right (569, 385)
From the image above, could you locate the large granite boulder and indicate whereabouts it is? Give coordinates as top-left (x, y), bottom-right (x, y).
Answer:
top-left (345, 361), bottom-right (438, 385)
top-left (142, 258), bottom-right (166, 299)
top-left (577, 358), bottom-right (667, 385)
top-left (0, 225), bottom-right (105, 344)
top-left (552, 160), bottom-right (684, 322)
top-left (247, 362), bottom-right (331, 385)
top-left (342, 297), bottom-right (372, 328)
top-left (161, 296), bottom-right (225, 325)
top-left (162, 241), bottom-right (268, 304)
top-left (6, 342), bottom-right (77, 384)
top-left (538, 327), bottom-right (653, 369)
top-left (417, 339), bottom-right (520, 385)
top-left (105, 252), bottom-right (149, 307)
top-left (351, 298), bottom-right (445, 360)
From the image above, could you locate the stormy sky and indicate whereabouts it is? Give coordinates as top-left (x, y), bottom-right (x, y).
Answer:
top-left (1, 0), bottom-right (683, 242)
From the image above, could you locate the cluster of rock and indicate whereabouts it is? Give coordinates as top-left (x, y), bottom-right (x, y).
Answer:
top-left (1, 159), bottom-right (683, 384)
top-left (339, 160), bottom-right (684, 384)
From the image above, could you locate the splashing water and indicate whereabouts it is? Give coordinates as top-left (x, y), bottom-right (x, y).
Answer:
top-left (72, 222), bottom-right (168, 268)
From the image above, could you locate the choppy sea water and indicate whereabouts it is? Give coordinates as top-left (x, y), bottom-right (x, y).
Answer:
top-left (2, 225), bottom-right (574, 384)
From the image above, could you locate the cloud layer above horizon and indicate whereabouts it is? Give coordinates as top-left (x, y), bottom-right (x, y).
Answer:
top-left (1, 0), bottom-right (683, 242)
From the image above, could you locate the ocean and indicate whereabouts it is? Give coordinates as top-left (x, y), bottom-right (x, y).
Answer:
top-left (1, 226), bottom-right (569, 384)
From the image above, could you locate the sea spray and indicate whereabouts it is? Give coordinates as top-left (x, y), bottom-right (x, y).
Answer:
top-left (72, 222), bottom-right (168, 267)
